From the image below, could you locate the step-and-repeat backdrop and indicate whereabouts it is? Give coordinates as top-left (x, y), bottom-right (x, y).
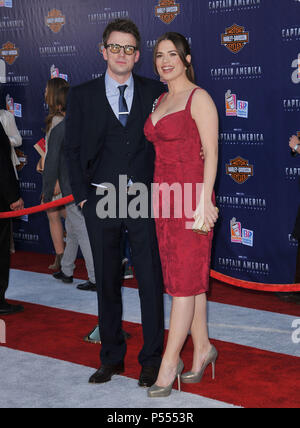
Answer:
top-left (1, 0), bottom-right (299, 284)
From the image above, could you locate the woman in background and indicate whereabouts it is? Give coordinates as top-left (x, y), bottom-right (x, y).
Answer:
top-left (39, 77), bottom-right (69, 270)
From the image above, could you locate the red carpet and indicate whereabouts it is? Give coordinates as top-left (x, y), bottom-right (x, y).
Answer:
top-left (3, 300), bottom-right (300, 408)
top-left (11, 251), bottom-right (300, 317)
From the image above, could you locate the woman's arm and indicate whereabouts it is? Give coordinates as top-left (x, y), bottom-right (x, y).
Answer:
top-left (1, 110), bottom-right (22, 147)
top-left (191, 89), bottom-right (219, 231)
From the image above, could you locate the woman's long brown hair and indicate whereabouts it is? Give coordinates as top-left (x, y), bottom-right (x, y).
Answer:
top-left (45, 77), bottom-right (69, 134)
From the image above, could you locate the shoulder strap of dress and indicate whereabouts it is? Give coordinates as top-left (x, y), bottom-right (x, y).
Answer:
top-left (185, 87), bottom-right (202, 111)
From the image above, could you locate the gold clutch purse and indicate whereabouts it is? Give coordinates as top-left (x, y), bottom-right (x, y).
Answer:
top-left (192, 207), bottom-right (219, 235)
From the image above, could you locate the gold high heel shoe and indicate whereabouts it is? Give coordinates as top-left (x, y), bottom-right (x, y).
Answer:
top-left (147, 359), bottom-right (184, 398)
top-left (181, 345), bottom-right (218, 383)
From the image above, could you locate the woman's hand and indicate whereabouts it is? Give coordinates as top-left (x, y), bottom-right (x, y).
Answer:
top-left (203, 199), bottom-right (219, 232)
top-left (193, 194), bottom-right (218, 233)
top-left (289, 135), bottom-right (300, 151)
top-left (36, 157), bottom-right (44, 174)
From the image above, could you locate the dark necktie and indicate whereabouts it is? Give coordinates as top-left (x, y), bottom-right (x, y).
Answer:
top-left (118, 85), bottom-right (129, 127)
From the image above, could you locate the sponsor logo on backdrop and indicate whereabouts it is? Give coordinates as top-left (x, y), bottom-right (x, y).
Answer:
top-left (0, 17), bottom-right (24, 31)
top-left (221, 24), bottom-right (249, 54)
top-left (0, 41), bottom-right (19, 65)
top-left (225, 90), bottom-right (248, 118)
top-left (220, 130), bottom-right (264, 146)
top-left (5, 72), bottom-right (29, 85)
top-left (88, 9), bottom-right (129, 24)
top-left (282, 27), bottom-right (300, 41)
top-left (6, 94), bottom-right (22, 117)
top-left (216, 193), bottom-right (267, 211)
top-left (217, 256), bottom-right (269, 275)
top-left (226, 156), bottom-right (254, 184)
top-left (155, 0), bottom-right (180, 24)
top-left (50, 65), bottom-right (68, 81)
top-left (211, 64), bottom-right (262, 80)
top-left (13, 230), bottom-right (39, 243)
top-left (208, 0), bottom-right (261, 13)
top-left (0, 0), bottom-right (12, 7)
top-left (45, 9), bottom-right (65, 33)
top-left (40, 44), bottom-right (76, 57)
top-left (147, 36), bottom-right (191, 51)
top-left (92, 72), bottom-right (102, 80)
top-left (15, 149), bottom-right (27, 172)
top-left (285, 165), bottom-right (300, 180)
top-left (291, 53), bottom-right (300, 84)
top-left (230, 217), bottom-right (254, 247)
top-left (19, 129), bottom-right (33, 139)
top-left (283, 97), bottom-right (300, 111)
top-left (19, 181), bottom-right (36, 192)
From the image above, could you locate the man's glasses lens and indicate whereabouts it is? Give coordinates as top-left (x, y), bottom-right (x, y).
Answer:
top-left (106, 44), bottom-right (136, 55)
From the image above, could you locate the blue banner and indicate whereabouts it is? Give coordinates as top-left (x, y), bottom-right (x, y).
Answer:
top-left (1, 0), bottom-right (299, 284)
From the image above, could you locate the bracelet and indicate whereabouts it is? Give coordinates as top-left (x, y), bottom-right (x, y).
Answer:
top-left (294, 144), bottom-right (299, 152)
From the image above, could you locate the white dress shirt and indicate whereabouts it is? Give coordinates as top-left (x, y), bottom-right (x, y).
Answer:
top-left (105, 71), bottom-right (134, 118)
top-left (0, 109), bottom-right (22, 178)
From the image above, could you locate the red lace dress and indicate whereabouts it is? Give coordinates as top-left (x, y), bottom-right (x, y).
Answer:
top-left (144, 88), bottom-right (213, 297)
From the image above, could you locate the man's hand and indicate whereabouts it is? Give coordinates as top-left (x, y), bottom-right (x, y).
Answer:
top-left (79, 200), bottom-right (87, 209)
top-left (10, 198), bottom-right (24, 211)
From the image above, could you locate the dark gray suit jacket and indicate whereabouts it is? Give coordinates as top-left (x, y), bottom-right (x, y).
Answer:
top-left (65, 74), bottom-right (165, 204)
top-left (43, 119), bottom-right (73, 203)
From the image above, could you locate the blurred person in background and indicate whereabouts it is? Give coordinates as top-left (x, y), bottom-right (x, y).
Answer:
top-left (0, 120), bottom-right (24, 315)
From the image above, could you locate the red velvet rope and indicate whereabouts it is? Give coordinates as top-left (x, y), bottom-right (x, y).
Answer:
top-left (0, 195), bottom-right (74, 219)
top-left (1, 194), bottom-right (300, 292)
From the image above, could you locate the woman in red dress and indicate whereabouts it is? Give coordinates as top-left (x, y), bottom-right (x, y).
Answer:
top-left (144, 32), bottom-right (219, 398)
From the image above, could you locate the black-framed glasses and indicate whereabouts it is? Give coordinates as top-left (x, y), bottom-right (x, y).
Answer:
top-left (105, 43), bottom-right (137, 55)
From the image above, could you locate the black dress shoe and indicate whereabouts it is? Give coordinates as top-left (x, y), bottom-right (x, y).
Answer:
top-left (0, 302), bottom-right (24, 315)
top-left (77, 281), bottom-right (97, 291)
top-left (138, 366), bottom-right (160, 388)
top-left (53, 270), bottom-right (73, 284)
top-left (89, 363), bottom-right (125, 384)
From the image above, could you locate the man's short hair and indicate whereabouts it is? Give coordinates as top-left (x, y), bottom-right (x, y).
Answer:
top-left (102, 19), bottom-right (141, 50)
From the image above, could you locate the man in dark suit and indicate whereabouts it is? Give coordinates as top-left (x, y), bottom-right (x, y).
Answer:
top-left (0, 121), bottom-right (24, 315)
top-left (65, 19), bottom-right (165, 387)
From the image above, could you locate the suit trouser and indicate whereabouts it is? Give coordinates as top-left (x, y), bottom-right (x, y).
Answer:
top-left (83, 190), bottom-right (165, 367)
top-left (61, 203), bottom-right (95, 283)
top-left (0, 218), bottom-right (11, 303)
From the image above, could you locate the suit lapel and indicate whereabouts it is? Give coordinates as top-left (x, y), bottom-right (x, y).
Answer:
top-left (126, 74), bottom-right (149, 128)
top-left (91, 76), bottom-right (109, 137)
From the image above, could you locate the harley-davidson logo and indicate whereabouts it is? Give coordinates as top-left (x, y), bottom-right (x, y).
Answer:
top-left (155, 0), bottom-right (180, 24)
top-left (45, 9), bottom-right (65, 33)
top-left (15, 149), bottom-right (28, 172)
top-left (0, 42), bottom-right (19, 65)
top-left (221, 24), bottom-right (249, 54)
top-left (226, 156), bottom-right (254, 184)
